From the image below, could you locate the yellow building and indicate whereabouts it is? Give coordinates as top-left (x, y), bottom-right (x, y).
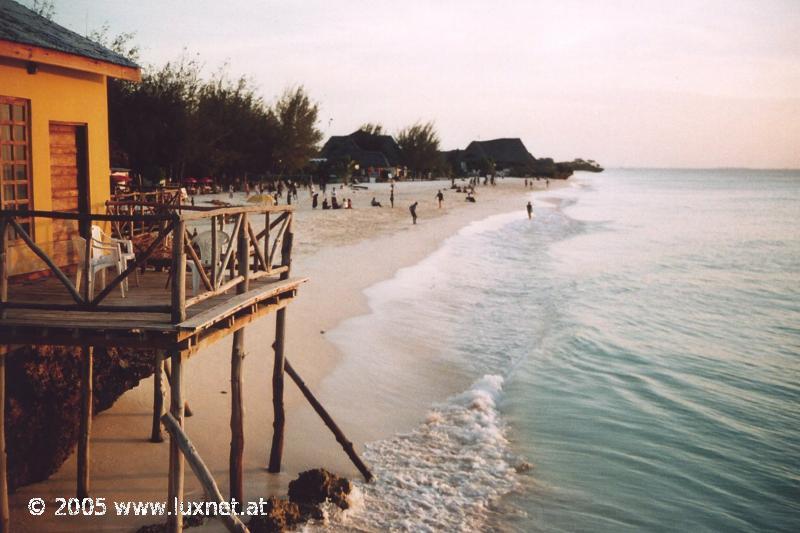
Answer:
top-left (0, 0), bottom-right (140, 269)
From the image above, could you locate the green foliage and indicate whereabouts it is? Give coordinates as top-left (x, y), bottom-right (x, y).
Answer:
top-left (272, 86), bottom-right (323, 174)
top-left (88, 24), bottom-right (140, 63)
top-left (396, 121), bottom-right (441, 176)
top-left (29, 0), bottom-right (55, 19)
top-left (359, 122), bottom-right (384, 135)
top-left (97, 31), bottom-right (322, 182)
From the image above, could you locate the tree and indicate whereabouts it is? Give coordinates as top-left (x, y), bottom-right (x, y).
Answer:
top-left (359, 122), bottom-right (384, 135)
top-left (108, 53), bottom-right (202, 182)
top-left (29, 0), bottom-right (55, 19)
top-left (272, 86), bottom-right (323, 174)
top-left (396, 121), bottom-right (441, 177)
top-left (187, 69), bottom-right (275, 180)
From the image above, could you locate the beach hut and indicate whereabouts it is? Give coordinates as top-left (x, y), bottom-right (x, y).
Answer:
top-left (0, 0), bottom-right (140, 271)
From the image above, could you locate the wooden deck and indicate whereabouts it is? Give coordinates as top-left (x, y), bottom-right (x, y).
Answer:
top-left (1, 270), bottom-right (306, 353)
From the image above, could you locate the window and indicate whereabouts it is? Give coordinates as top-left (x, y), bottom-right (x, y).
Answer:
top-left (1, 96), bottom-right (32, 236)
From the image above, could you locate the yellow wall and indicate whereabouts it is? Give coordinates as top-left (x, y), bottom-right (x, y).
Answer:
top-left (1, 56), bottom-right (112, 271)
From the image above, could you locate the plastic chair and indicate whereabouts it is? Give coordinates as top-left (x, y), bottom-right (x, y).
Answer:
top-left (75, 225), bottom-right (128, 298)
top-left (187, 230), bottom-right (230, 295)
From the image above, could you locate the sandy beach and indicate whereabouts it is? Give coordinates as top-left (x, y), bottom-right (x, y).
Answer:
top-left (10, 177), bottom-right (559, 532)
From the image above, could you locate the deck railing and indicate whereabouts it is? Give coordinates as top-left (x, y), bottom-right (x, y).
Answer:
top-left (0, 204), bottom-right (293, 324)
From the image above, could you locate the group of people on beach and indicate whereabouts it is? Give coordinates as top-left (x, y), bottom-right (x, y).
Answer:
top-left (214, 175), bottom-right (544, 225)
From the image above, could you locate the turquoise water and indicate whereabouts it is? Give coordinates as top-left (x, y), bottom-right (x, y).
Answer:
top-left (329, 169), bottom-right (800, 532)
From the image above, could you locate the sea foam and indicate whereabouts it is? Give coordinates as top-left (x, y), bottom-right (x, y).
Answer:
top-left (324, 374), bottom-right (523, 532)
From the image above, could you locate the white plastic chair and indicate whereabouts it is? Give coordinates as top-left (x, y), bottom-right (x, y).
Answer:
top-left (75, 225), bottom-right (129, 298)
top-left (187, 230), bottom-right (230, 295)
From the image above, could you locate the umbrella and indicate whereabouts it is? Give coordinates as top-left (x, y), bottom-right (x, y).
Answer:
top-left (201, 177), bottom-right (214, 184)
top-left (184, 177), bottom-right (198, 184)
top-left (111, 173), bottom-right (131, 182)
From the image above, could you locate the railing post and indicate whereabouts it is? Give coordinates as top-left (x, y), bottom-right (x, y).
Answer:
top-left (210, 216), bottom-right (217, 289)
top-left (171, 219), bottom-right (186, 324)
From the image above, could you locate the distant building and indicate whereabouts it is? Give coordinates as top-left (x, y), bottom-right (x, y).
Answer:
top-left (319, 129), bottom-right (404, 180)
top-left (461, 138), bottom-right (537, 173)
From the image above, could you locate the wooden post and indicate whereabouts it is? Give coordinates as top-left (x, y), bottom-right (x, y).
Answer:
top-left (229, 215), bottom-right (249, 501)
top-left (268, 215), bottom-right (293, 473)
top-left (77, 345), bottom-right (93, 498)
top-left (167, 352), bottom-right (185, 533)
top-left (284, 359), bottom-right (373, 482)
top-left (210, 216), bottom-right (218, 289)
top-left (268, 309), bottom-right (286, 473)
top-left (165, 359), bottom-right (193, 418)
top-left (161, 414), bottom-right (249, 533)
top-left (0, 346), bottom-right (10, 533)
top-left (151, 350), bottom-right (165, 443)
top-left (171, 220), bottom-right (186, 324)
top-left (0, 218), bottom-right (7, 319)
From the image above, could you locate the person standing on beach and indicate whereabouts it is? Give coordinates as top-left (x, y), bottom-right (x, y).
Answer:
top-left (390, 184), bottom-right (395, 208)
top-left (526, 201), bottom-right (533, 219)
top-left (409, 201), bottom-right (418, 224)
top-left (436, 189), bottom-right (444, 208)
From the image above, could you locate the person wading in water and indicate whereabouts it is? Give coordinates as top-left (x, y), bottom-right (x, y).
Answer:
top-left (526, 201), bottom-right (533, 219)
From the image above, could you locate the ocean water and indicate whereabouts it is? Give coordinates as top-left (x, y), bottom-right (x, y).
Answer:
top-left (323, 169), bottom-right (800, 532)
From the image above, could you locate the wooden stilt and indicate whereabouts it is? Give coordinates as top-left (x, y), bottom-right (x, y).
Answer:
top-left (267, 308), bottom-right (286, 473)
top-left (230, 216), bottom-right (249, 501)
top-left (164, 359), bottom-right (193, 417)
top-left (151, 350), bottom-right (165, 443)
top-left (77, 345), bottom-right (93, 498)
top-left (0, 346), bottom-right (10, 533)
top-left (268, 220), bottom-right (293, 474)
top-left (285, 359), bottom-right (373, 482)
top-left (162, 414), bottom-right (248, 533)
top-left (230, 330), bottom-right (245, 502)
top-left (166, 352), bottom-right (185, 533)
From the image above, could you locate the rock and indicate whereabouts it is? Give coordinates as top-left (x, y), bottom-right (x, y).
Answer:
top-left (248, 497), bottom-right (302, 532)
top-left (6, 344), bottom-right (154, 491)
top-left (288, 468), bottom-right (352, 511)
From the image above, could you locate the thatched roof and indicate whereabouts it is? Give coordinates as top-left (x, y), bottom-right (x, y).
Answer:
top-left (319, 130), bottom-right (402, 168)
top-left (0, 0), bottom-right (139, 69)
top-left (462, 138), bottom-right (536, 167)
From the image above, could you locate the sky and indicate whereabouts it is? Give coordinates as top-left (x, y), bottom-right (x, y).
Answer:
top-left (43, 0), bottom-right (800, 168)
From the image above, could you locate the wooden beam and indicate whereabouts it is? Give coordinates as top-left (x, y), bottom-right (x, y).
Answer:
top-left (8, 218), bottom-right (83, 304)
top-left (0, 346), bottom-right (9, 533)
top-left (285, 359), bottom-right (373, 482)
top-left (77, 345), bottom-right (93, 498)
top-left (161, 414), bottom-right (249, 533)
top-left (0, 39), bottom-right (141, 81)
top-left (179, 277), bottom-right (307, 332)
top-left (151, 350), bottom-right (165, 443)
top-left (179, 204), bottom-right (293, 222)
top-left (167, 352), bottom-right (185, 533)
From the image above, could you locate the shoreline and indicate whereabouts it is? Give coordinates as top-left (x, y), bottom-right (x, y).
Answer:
top-left (10, 178), bottom-right (564, 531)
